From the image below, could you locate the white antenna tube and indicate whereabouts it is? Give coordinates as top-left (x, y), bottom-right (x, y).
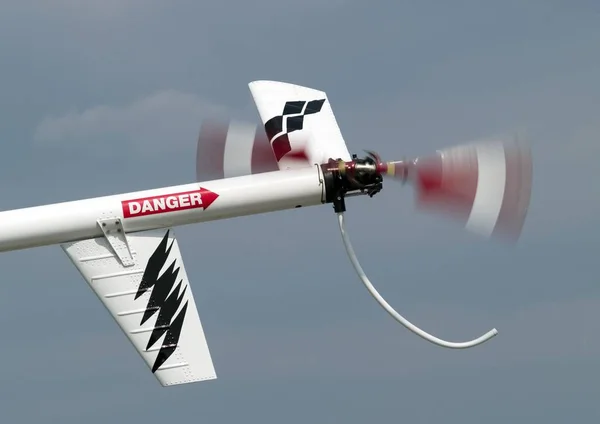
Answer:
top-left (336, 212), bottom-right (498, 349)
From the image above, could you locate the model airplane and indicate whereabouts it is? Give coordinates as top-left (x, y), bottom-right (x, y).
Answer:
top-left (0, 80), bottom-right (532, 386)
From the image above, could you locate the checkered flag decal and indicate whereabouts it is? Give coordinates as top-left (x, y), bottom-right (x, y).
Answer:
top-left (264, 99), bottom-right (326, 161)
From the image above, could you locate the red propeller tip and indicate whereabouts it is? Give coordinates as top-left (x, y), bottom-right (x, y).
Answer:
top-left (409, 139), bottom-right (532, 241)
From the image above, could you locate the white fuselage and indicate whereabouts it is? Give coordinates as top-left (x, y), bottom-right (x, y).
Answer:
top-left (0, 166), bottom-right (327, 252)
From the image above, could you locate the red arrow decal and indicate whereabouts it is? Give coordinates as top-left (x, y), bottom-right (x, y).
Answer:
top-left (122, 187), bottom-right (219, 219)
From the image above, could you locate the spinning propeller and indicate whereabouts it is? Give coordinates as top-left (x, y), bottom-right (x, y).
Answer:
top-left (327, 139), bottom-right (532, 241)
top-left (197, 118), bottom-right (532, 349)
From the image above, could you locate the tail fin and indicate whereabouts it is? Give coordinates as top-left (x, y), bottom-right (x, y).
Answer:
top-left (195, 80), bottom-right (353, 181)
top-left (62, 228), bottom-right (217, 386)
top-left (249, 80), bottom-right (352, 168)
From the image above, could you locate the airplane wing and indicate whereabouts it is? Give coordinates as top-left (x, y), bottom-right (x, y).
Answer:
top-left (196, 80), bottom-right (352, 181)
top-left (61, 228), bottom-right (216, 387)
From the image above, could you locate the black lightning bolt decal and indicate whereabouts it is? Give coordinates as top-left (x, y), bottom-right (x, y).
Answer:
top-left (137, 230), bottom-right (189, 373)
top-left (136, 230), bottom-right (174, 299)
top-left (152, 302), bottom-right (188, 372)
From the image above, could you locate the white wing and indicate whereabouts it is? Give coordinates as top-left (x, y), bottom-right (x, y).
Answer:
top-left (61, 228), bottom-right (216, 387)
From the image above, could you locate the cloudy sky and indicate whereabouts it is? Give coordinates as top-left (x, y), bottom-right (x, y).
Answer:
top-left (0, 1), bottom-right (599, 422)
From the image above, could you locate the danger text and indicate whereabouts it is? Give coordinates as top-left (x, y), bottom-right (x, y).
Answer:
top-left (122, 188), bottom-right (215, 218)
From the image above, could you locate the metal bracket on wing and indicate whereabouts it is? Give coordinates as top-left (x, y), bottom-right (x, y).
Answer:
top-left (97, 218), bottom-right (135, 267)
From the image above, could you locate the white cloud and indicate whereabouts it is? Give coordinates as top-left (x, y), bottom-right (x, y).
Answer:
top-left (33, 90), bottom-right (228, 156)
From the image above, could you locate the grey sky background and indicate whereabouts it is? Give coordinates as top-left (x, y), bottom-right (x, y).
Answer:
top-left (0, 1), bottom-right (599, 422)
